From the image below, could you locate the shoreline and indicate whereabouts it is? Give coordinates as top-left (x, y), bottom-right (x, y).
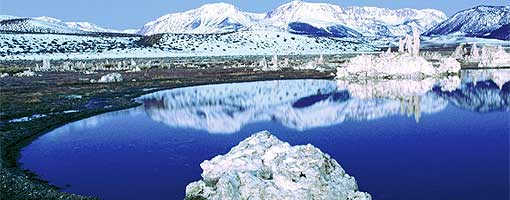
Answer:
top-left (0, 68), bottom-right (332, 199)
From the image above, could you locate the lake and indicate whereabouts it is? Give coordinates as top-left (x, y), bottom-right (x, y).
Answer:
top-left (19, 71), bottom-right (509, 200)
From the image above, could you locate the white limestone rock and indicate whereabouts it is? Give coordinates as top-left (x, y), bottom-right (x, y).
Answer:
top-left (478, 46), bottom-right (510, 68)
top-left (437, 57), bottom-right (461, 74)
top-left (337, 53), bottom-right (436, 78)
top-left (98, 72), bottom-right (123, 83)
top-left (185, 131), bottom-right (371, 200)
top-left (14, 70), bottom-right (36, 77)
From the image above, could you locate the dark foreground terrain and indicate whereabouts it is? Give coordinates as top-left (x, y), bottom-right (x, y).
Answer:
top-left (0, 67), bottom-right (332, 199)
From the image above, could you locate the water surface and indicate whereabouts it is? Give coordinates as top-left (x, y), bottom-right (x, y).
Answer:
top-left (20, 71), bottom-right (510, 200)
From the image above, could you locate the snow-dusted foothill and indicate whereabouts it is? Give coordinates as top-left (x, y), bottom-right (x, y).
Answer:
top-left (34, 16), bottom-right (137, 34)
top-left (185, 131), bottom-right (371, 200)
top-left (149, 30), bottom-right (376, 57)
top-left (420, 35), bottom-right (510, 48)
top-left (97, 73), bottom-right (123, 83)
top-left (0, 30), bottom-right (376, 61)
top-left (0, 15), bottom-right (138, 34)
top-left (0, 17), bottom-right (85, 34)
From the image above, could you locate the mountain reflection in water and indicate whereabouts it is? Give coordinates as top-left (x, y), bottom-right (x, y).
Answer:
top-left (136, 70), bottom-right (509, 134)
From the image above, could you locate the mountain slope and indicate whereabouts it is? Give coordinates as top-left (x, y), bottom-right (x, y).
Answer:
top-left (138, 3), bottom-right (263, 35)
top-left (423, 5), bottom-right (510, 40)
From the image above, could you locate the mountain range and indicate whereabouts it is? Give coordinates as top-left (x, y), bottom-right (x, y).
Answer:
top-left (0, 1), bottom-right (509, 40)
top-left (138, 1), bottom-right (447, 37)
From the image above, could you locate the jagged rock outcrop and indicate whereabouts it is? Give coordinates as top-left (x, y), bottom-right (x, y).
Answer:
top-left (185, 131), bottom-right (371, 200)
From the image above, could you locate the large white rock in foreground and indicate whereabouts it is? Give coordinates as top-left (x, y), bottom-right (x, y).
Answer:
top-left (185, 131), bottom-right (371, 200)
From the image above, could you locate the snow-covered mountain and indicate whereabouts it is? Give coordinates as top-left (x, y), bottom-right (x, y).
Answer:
top-left (139, 1), bottom-right (446, 37)
top-left (423, 5), bottom-right (510, 40)
top-left (138, 3), bottom-right (264, 35)
top-left (261, 1), bottom-right (446, 37)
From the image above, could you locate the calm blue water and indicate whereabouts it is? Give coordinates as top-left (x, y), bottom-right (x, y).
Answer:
top-left (20, 75), bottom-right (509, 200)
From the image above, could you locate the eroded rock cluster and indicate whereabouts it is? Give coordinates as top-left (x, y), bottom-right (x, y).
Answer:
top-left (185, 131), bottom-right (371, 200)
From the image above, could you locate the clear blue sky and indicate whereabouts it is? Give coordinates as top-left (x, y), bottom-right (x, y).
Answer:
top-left (0, 0), bottom-right (507, 30)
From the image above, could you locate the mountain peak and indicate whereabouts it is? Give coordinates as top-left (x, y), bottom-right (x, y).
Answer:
top-left (34, 16), bottom-right (63, 24)
top-left (198, 2), bottom-right (237, 10)
top-left (138, 2), bottom-right (258, 35)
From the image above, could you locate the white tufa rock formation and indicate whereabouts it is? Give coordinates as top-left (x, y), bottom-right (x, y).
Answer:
top-left (14, 70), bottom-right (36, 77)
top-left (437, 57), bottom-right (461, 74)
top-left (337, 28), bottom-right (460, 78)
top-left (477, 46), bottom-right (510, 68)
top-left (98, 72), bottom-right (123, 83)
top-left (185, 131), bottom-right (371, 200)
top-left (471, 43), bottom-right (479, 59)
top-left (452, 44), bottom-right (466, 59)
top-left (398, 38), bottom-right (404, 53)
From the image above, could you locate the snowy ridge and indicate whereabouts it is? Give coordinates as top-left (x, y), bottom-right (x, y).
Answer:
top-left (0, 18), bottom-right (85, 34)
top-left (0, 16), bottom-right (136, 34)
top-left (34, 16), bottom-right (137, 34)
top-left (138, 3), bottom-right (263, 35)
top-left (423, 5), bottom-right (510, 40)
top-left (261, 1), bottom-right (446, 37)
top-left (136, 79), bottom-right (450, 133)
top-left (139, 1), bottom-right (446, 37)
